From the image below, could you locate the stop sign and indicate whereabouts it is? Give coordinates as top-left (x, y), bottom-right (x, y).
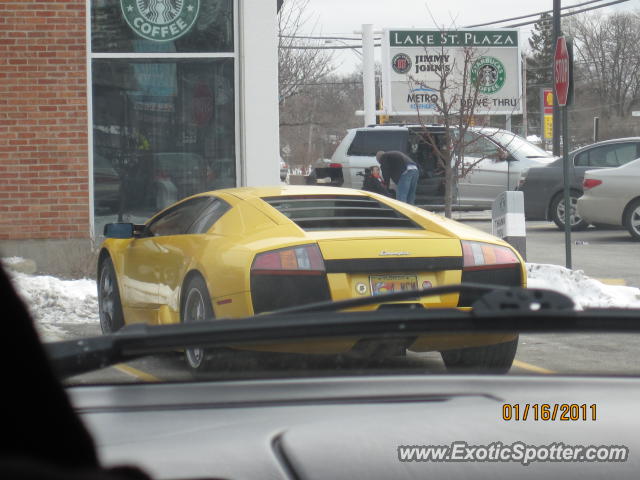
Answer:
top-left (554, 36), bottom-right (571, 107)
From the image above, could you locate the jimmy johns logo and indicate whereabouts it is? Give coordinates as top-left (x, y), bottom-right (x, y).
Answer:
top-left (121, 0), bottom-right (199, 42)
top-left (391, 53), bottom-right (412, 74)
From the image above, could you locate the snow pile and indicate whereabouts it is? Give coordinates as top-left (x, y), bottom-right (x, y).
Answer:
top-left (526, 135), bottom-right (542, 144)
top-left (527, 263), bottom-right (640, 310)
top-left (7, 271), bottom-right (99, 325)
top-left (1, 256), bottom-right (25, 266)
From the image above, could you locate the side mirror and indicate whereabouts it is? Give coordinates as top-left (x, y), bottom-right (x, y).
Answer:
top-left (103, 223), bottom-right (134, 239)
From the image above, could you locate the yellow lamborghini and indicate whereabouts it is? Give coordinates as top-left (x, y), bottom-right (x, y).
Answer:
top-left (98, 186), bottom-right (525, 371)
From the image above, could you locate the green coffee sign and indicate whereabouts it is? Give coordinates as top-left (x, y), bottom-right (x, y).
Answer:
top-left (471, 56), bottom-right (506, 94)
top-left (390, 30), bottom-right (518, 47)
top-left (121, 0), bottom-right (199, 42)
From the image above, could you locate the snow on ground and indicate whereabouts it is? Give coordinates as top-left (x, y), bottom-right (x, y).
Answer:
top-left (3, 258), bottom-right (640, 336)
top-left (2, 256), bottom-right (25, 266)
top-left (527, 263), bottom-right (640, 310)
top-left (6, 268), bottom-right (99, 325)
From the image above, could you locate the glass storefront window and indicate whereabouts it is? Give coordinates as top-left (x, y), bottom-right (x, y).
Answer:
top-left (92, 59), bottom-right (235, 232)
top-left (91, 0), bottom-right (234, 53)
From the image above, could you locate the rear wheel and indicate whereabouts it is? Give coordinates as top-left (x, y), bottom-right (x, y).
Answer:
top-left (97, 256), bottom-right (125, 333)
top-left (181, 275), bottom-right (215, 372)
top-left (550, 191), bottom-right (589, 231)
top-left (440, 336), bottom-right (519, 374)
top-left (623, 199), bottom-right (640, 241)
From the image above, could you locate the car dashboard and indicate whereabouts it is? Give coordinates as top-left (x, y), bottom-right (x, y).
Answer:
top-left (69, 375), bottom-right (640, 479)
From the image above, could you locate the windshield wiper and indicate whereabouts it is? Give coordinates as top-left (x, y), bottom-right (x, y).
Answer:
top-left (45, 285), bottom-right (640, 379)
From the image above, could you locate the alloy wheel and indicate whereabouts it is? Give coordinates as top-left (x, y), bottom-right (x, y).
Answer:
top-left (99, 266), bottom-right (115, 333)
top-left (556, 195), bottom-right (583, 227)
top-left (630, 205), bottom-right (640, 236)
top-left (184, 287), bottom-right (206, 368)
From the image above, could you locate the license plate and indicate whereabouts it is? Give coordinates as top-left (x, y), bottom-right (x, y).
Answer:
top-left (369, 275), bottom-right (418, 296)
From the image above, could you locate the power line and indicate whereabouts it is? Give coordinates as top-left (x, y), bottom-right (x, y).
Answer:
top-left (281, 0), bottom-right (631, 50)
top-left (465, 0), bottom-right (615, 28)
top-left (279, 34), bottom-right (378, 41)
top-left (506, 0), bottom-right (631, 27)
top-left (281, 44), bottom-right (381, 50)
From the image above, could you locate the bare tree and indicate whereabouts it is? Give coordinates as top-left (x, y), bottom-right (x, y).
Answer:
top-left (566, 11), bottom-right (640, 119)
top-left (407, 42), bottom-right (516, 218)
top-left (278, 0), bottom-right (334, 106)
top-left (280, 72), bottom-right (363, 166)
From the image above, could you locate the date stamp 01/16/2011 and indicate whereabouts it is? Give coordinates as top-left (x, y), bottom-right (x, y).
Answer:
top-left (502, 403), bottom-right (597, 421)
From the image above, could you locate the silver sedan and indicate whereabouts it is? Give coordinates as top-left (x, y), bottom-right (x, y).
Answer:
top-left (576, 157), bottom-right (640, 241)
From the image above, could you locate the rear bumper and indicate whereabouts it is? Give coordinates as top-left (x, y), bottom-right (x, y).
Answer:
top-left (577, 195), bottom-right (624, 226)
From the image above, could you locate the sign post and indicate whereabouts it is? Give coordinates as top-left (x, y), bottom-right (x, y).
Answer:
top-left (492, 191), bottom-right (526, 260)
top-left (554, 36), bottom-right (573, 269)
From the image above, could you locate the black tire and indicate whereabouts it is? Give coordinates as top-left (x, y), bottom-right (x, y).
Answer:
top-left (181, 275), bottom-right (215, 373)
top-left (623, 198), bottom-right (640, 241)
top-left (440, 336), bottom-right (519, 374)
top-left (97, 256), bottom-right (125, 334)
top-left (550, 191), bottom-right (589, 231)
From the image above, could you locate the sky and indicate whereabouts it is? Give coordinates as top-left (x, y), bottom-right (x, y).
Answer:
top-left (300, 0), bottom-right (639, 74)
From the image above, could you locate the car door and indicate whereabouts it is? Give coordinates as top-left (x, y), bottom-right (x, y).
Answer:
top-left (121, 196), bottom-right (213, 324)
top-left (154, 197), bottom-right (231, 311)
top-left (343, 130), bottom-right (408, 189)
top-left (457, 132), bottom-right (508, 207)
top-left (408, 129), bottom-right (447, 206)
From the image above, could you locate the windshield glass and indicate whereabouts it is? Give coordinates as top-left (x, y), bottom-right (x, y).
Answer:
top-left (489, 131), bottom-right (554, 158)
top-left (1, 0), bottom-right (639, 389)
top-left (6, 4), bottom-right (640, 478)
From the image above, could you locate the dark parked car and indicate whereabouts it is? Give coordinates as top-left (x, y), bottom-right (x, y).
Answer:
top-left (519, 138), bottom-right (640, 230)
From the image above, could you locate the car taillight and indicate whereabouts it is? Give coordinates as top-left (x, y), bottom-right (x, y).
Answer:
top-left (583, 178), bottom-right (602, 190)
top-left (251, 244), bottom-right (325, 275)
top-left (328, 163), bottom-right (342, 168)
top-left (458, 241), bottom-right (522, 307)
top-left (250, 244), bottom-right (330, 313)
top-left (461, 241), bottom-right (520, 271)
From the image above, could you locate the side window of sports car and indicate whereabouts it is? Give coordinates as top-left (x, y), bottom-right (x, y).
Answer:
top-left (188, 198), bottom-right (231, 234)
top-left (147, 197), bottom-right (212, 237)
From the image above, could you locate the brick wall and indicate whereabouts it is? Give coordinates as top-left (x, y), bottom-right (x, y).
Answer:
top-left (0, 0), bottom-right (89, 240)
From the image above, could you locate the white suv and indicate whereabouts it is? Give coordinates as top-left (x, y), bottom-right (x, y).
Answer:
top-left (312, 124), bottom-right (555, 209)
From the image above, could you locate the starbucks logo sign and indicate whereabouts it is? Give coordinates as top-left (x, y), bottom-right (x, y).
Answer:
top-left (121, 0), bottom-right (199, 42)
top-left (470, 56), bottom-right (506, 94)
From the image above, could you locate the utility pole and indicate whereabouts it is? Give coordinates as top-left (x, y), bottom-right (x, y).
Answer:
top-left (522, 52), bottom-right (528, 137)
top-left (362, 24), bottom-right (376, 127)
top-left (552, 0), bottom-right (561, 156)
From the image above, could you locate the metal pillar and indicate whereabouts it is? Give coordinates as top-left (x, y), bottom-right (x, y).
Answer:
top-left (362, 24), bottom-right (376, 127)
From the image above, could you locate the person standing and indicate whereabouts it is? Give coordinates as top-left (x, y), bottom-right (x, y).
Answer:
top-left (375, 150), bottom-right (419, 204)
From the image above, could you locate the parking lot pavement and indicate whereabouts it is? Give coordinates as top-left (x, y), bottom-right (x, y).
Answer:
top-left (456, 218), bottom-right (640, 288)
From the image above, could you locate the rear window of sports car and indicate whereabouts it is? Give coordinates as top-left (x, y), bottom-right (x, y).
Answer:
top-left (262, 195), bottom-right (421, 230)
